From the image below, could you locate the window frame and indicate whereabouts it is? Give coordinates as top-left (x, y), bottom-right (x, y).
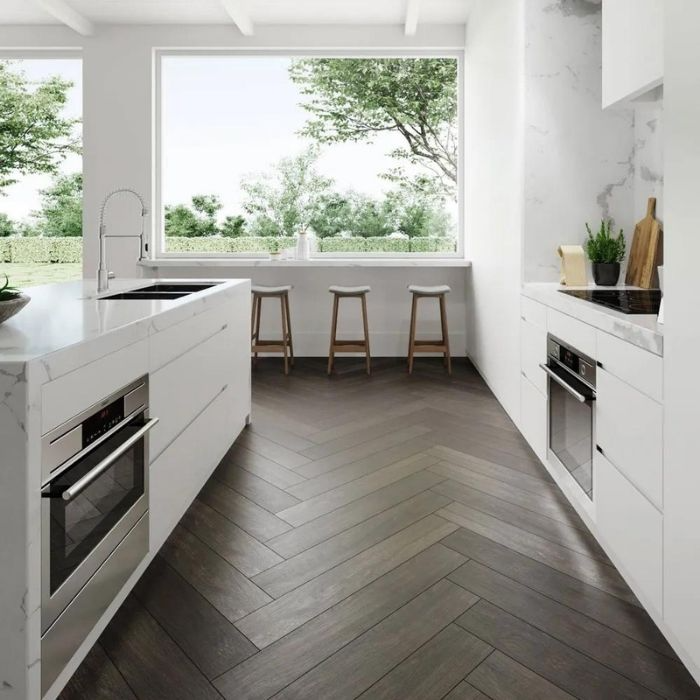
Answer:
top-left (153, 48), bottom-right (465, 260)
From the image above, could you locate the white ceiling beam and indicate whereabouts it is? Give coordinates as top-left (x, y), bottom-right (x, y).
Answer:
top-left (35, 0), bottom-right (94, 36)
top-left (405, 0), bottom-right (421, 36)
top-left (221, 0), bottom-right (254, 36)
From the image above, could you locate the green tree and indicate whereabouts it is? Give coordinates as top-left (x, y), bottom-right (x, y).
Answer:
top-left (221, 214), bottom-right (246, 237)
top-left (351, 196), bottom-right (396, 238)
top-left (33, 172), bottom-right (82, 236)
top-left (164, 194), bottom-right (223, 237)
top-left (309, 193), bottom-right (354, 238)
top-left (290, 58), bottom-right (458, 197)
top-left (242, 148), bottom-right (333, 237)
top-left (0, 61), bottom-right (80, 191)
top-left (0, 212), bottom-right (16, 237)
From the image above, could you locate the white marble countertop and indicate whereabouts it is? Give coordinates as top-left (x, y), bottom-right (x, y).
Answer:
top-left (0, 278), bottom-right (248, 365)
top-left (522, 283), bottom-right (663, 356)
top-left (139, 257), bottom-right (472, 268)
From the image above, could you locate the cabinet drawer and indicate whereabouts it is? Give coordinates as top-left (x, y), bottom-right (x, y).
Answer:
top-left (595, 450), bottom-right (662, 614)
top-left (596, 369), bottom-right (663, 508)
top-left (521, 319), bottom-right (547, 395)
top-left (149, 325), bottom-right (236, 461)
top-left (597, 331), bottom-right (662, 401)
top-left (521, 296), bottom-right (547, 330)
top-left (547, 309), bottom-right (596, 359)
top-left (520, 373), bottom-right (547, 462)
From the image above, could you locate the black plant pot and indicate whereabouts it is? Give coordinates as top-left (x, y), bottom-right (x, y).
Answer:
top-left (592, 262), bottom-right (621, 286)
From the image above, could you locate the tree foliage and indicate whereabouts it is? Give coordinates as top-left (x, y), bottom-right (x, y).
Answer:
top-left (33, 172), bottom-right (82, 236)
top-left (0, 61), bottom-right (80, 191)
top-left (289, 58), bottom-right (458, 198)
top-left (164, 194), bottom-right (223, 237)
top-left (0, 212), bottom-right (17, 237)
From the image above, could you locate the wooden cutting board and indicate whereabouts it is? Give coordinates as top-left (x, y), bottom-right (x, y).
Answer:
top-left (625, 197), bottom-right (663, 289)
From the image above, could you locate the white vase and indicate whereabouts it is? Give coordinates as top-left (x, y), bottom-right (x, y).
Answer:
top-left (296, 232), bottom-right (310, 260)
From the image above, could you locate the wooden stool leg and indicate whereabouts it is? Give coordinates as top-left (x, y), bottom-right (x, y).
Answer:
top-left (280, 294), bottom-right (289, 375)
top-left (252, 294), bottom-right (262, 367)
top-left (328, 294), bottom-right (339, 375)
top-left (284, 292), bottom-right (294, 366)
top-left (439, 293), bottom-right (452, 375)
top-left (361, 293), bottom-right (371, 376)
top-left (408, 293), bottom-right (418, 375)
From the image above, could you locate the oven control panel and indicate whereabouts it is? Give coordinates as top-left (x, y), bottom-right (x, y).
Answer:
top-left (546, 336), bottom-right (596, 389)
top-left (82, 397), bottom-right (125, 447)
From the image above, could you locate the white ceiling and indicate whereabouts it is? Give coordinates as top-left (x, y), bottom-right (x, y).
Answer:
top-left (0, 0), bottom-right (472, 28)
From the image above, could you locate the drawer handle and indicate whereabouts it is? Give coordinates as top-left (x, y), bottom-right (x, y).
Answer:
top-left (596, 361), bottom-right (604, 369)
top-left (596, 445), bottom-right (604, 455)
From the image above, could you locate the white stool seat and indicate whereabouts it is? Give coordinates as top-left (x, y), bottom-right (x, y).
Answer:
top-left (252, 285), bottom-right (292, 294)
top-left (329, 285), bottom-right (371, 295)
top-left (408, 284), bottom-right (451, 296)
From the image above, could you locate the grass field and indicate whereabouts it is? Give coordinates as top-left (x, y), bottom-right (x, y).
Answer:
top-left (1, 263), bottom-right (83, 288)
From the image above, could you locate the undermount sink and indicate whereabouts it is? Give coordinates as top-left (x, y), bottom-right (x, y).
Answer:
top-left (99, 283), bottom-right (218, 301)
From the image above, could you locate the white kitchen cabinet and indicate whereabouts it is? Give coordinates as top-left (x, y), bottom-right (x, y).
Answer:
top-left (596, 367), bottom-right (663, 508)
top-left (602, 0), bottom-right (663, 108)
top-left (520, 373), bottom-right (547, 462)
top-left (521, 296), bottom-right (547, 330)
top-left (595, 449), bottom-right (663, 615)
top-left (520, 319), bottom-right (547, 396)
top-left (547, 308), bottom-right (596, 359)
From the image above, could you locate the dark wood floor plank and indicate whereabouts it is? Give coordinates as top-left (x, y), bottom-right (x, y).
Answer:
top-left (236, 430), bottom-right (311, 470)
top-left (467, 650), bottom-right (575, 700)
top-left (222, 444), bottom-right (305, 489)
top-left (179, 498), bottom-right (282, 578)
top-left (295, 424), bottom-right (433, 479)
top-left (160, 525), bottom-right (272, 623)
top-left (250, 401), bottom-right (318, 438)
top-left (99, 596), bottom-right (220, 700)
top-left (266, 469), bottom-right (446, 558)
top-left (235, 515), bottom-right (457, 648)
top-left (358, 624), bottom-right (491, 700)
top-left (438, 501), bottom-right (636, 605)
top-left (274, 580), bottom-right (480, 700)
top-left (457, 601), bottom-right (661, 700)
top-left (214, 544), bottom-right (466, 700)
top-left (248, 418), bottom-right (317, 453)
top-left (253, 490), bottom-right (450, 597)
top-left (442, 682), bottom-right (490, 700)
top-left (197, 479), bottom-right (292, 542)
top-left (431, 478), bottom-right (608, 562)
top-left (288, 436), bottom-right (434, 500)
top-left (277, 452), bottom-right (439, 526)
top-left (58, 643), bottom-right (136, 700)
top-left (442, 527), bottom-right (676, 657)
top-left (133, 556), bottom-right (257, 680)
top-left (213, 458), bottom-right (300, 512)
top-left (450, 560), bottom-right (700, 699)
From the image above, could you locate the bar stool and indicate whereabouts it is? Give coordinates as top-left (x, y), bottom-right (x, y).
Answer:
top-left (407, 285), bottom-right (451, 375)
top-left (251, 285), bottom-right (294, 375)
top-left (328, 285), bottom-right (371, 376)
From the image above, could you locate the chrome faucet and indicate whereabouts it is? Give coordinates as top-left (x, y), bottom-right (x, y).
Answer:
top-left (97, 188), bottom-right (149, 293)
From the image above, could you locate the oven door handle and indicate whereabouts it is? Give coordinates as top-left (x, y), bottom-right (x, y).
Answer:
top-left (539, 364), bottom-right (591, 403)
top-left (45, 418), bottom-right (159, 503)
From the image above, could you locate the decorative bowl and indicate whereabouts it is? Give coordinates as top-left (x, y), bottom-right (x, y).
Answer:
top-left (0, 294), bottom-right (30, 325)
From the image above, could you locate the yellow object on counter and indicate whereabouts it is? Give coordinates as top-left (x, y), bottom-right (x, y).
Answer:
top-left (557, 245), bottom-right (588, 286)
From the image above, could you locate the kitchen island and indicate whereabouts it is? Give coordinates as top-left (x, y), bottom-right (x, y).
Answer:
top-left (0, 278), bottom-right (251, 700)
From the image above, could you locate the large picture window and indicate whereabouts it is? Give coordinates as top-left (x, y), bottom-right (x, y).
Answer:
top-left (157, 52), bottom-right (461, 258)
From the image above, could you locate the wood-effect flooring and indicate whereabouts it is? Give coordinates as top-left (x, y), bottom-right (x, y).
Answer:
top-left (60, 358), bottom-right (700, 700)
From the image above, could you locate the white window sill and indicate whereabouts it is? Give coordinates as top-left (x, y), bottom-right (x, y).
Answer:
top-left (138, 258), bottom-right (472, 268)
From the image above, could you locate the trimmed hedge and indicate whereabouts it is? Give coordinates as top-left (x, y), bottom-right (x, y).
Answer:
top-left (409, 237), bottom-right (457, 253)
top-left (318, 237), bottom-right (366, 253)
top-left (365, 238), bottom-right (410, 253)
top-left (10, 238), bottom-right (54, 263)
top-left (165, 237), bottom-right (297, 254)
top-left (51, 237), bottom-right (82, 263)
top-left (0, 239), bottom-right (10, 263)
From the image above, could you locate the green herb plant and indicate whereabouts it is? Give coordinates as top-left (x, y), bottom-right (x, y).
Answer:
top-left (0, 274), bottom-right (21, 301)
top-left (585, 220), bottom-right (626, 264)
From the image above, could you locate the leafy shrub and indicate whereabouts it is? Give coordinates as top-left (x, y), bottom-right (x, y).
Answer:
top-left (319, 237), bottom-right (367, 253)
top-left (0, 239), bottom-right (10, 262)
top-left (10, 237), bottom-right (53, 263)
top-left (364, 237), bottom-right (410, 253)
top-left (409, 237), bottom-right (457, 253)
top-left (585, 220), bottom-right (625, 264)
top-left (51, 238), bottom-right (82, 263)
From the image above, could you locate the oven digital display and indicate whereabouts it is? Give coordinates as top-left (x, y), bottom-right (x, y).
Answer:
top-left (559, 346), bottom-right (580, 374)
top-left (82, 397), bottom-right (125, 447)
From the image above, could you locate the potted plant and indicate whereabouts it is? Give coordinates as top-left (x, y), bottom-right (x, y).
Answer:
top-left (269, 239), bottom-right (281, 260)
top-left (0, 274), bottom-right (30, 325)
top-left (585, 220), bottom-right (626, 286)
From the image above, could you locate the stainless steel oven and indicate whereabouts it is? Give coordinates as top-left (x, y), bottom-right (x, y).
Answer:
top-left (540, 335), bottom-right (596, 499)
top-left (40, 377), bottom-right (157, 695)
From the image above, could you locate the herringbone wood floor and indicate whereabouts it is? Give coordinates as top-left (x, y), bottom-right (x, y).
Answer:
top-left (61, 358), bottom-right (700, 700)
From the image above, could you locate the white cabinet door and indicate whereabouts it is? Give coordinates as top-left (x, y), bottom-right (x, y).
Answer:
top-left (596, 368), bottom-right (663, 508)
top-left (521, 319), bottom-right (547, 396)
top-left (595, 450), bottom-right (663, 615)
top-left (520, 373), bottom-right (547, 462)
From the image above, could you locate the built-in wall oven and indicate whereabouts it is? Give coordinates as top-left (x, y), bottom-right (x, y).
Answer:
top-left (40, 377), bottom-right (157, 695)
top-left (540, 335), bottom-right (596, 499)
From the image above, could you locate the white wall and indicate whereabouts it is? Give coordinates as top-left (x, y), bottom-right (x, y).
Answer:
top-left (661, 0), bottom-right (700, 682)
top-left (0, 23), bottom-right (469, 357)
top-left (464, 0), bottom-right (524, 421)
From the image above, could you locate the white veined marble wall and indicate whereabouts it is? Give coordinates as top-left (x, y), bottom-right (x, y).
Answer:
top-left (523, 0), bottom-right (635, 282)
top-left (633, 98), bottom-right (664, 223)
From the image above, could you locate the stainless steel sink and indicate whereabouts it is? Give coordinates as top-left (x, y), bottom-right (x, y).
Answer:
top-left (99, 283), bottom-right (218, 301)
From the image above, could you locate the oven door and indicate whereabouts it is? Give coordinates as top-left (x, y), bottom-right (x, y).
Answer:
top-left (541, 361), bottom-right (596, 499)
top-left (41, 412), bottom-right (156, 632)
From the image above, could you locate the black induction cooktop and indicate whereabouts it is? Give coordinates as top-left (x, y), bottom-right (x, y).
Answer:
top-left (559, 289), bottom-right (662, 315)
